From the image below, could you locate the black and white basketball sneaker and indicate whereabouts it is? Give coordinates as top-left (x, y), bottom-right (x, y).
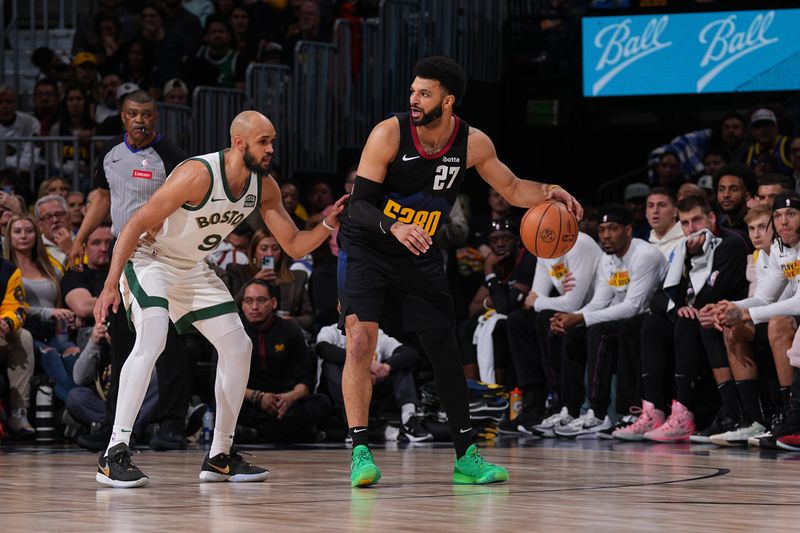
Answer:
top-left (96, 443), bottom-right (149, 488)
top-left (199, 449), bottom-right (270, 482)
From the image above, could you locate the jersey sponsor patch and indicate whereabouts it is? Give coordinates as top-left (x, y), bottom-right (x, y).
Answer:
top-left (382, 199), bottom-right (442, 235)
top-left (608, 270), bottom-right (630, 288)
top-left (132, 169), bottom-right (153, 179)
top-left (782, 261), bottom-right (800, 280)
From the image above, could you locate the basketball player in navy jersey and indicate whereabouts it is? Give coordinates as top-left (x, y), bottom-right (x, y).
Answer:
top-left (338, 56), bottom-right (582, 487)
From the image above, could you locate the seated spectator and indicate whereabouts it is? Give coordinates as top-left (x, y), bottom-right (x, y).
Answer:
top-left (207, 223), bottom-right (251, 269)
top-left (283, 1), bottom-right (333, 65)
top-left (96, 82), bottom-right (140, 136)
top-left (65, 320), bottom-right (159, 437)
top-left (225, 228), bottom-right (314, 332)
top-left (32, 79), bottom-right (60, 136)
top-left (69, 52), bottom-right (100, 103)
top-left (306, 179), bottom-right (334, 217)
top-left (229, 4), bottom-right (260, 58)
top-left (4, 214), bottom-right (79, 403)
top-left (549, 205), bottom-right (666, 437)
top-left (715, 163), bottom-right (756, 241)
top-left (35, 195), bottom-right (73, 267)
top-left (677, 182), bottom-right (708, 204)
top-left (37, 176), bottom-right (71, 200)
top-left (85, 11), bottom-right (127, 72)
top-left (0, 257), bottom-right (34, 436)
top-left (61, 224), bottom-right (111, 327)
top-left (118, 39), bottom-right (154, 93)
top-left (460, 219), bottom-right (536, 385)
top-left (280, 180), bottom-right (308, 227)
top-left (646, 187), bottom-right (683, 260)
top-left (72, 0), bottom-right (139, 54)
top-left (653, 151), bottom-right (685, 193)
top-left (624, 183), bottom-right (650, 240)
top-left (467, 187), bottom-right (520, 252)
top-left (0, 85), bottom-right (42, 175)
top-left (237, 280), bottom-right (331, 442)
top-left (183, 14), bottom-right (247, 90)
top-left (161, 78), bottom-right (189, 106)
top-left (617, 195), bottom-right (749, 442)
top-left (702, 146), bottom-right (728, 179)
top-left (305, 214), bottom-right (338, 327)
top-left (95, 73), bottom-right (123, 125)
top-left (67, 191), bottom-right (85, 234)
top-left (49, 85), bottom-right (96, 181)
top-left (755, 173), bottom-right (793, 208)
top-left (317, 318), bottom-right (432, 442)
top-left (32, 47), bottom-right (71, 84)
top-left (503, 230), bottom-right (602, 434)
top-left (746, 108), bottom-right (793, 177)
top-left (141, 1), bottom-right (202, 92)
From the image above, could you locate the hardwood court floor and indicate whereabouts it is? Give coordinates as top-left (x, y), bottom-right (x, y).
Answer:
top-left (2, 438), bottom-right (800, 532)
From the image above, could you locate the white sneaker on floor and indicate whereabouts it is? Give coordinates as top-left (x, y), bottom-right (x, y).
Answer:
top-left (709, 421), bottom-right (767, 447)
top-left (9, 407), bottom-right (34, 435)
top-left (554, 409), bottom-right (612, 439)
top-left (525, 406), bottom-right (573, 437)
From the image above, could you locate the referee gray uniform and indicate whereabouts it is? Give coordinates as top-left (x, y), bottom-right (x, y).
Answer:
top-left (93, 132), bottom-right (189, 444)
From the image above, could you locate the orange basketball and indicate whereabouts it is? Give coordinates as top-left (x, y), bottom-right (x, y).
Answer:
top-left (520, 201), bottom-right (578, 259)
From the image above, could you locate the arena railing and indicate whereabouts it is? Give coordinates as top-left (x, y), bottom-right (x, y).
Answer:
top-left (289, 41), bottom-right (337, 177)
top-left (0, 135), bottom-right (110, 193)
top-left (156, 102), bottom-right (192, 155)
top-left (191, 86), bottom-right (247, 155)
top-left (245, 64), bottom-right (291, 174)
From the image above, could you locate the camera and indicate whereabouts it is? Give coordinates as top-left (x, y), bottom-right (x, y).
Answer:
top-left (261, 256), bottom-right (274, 270)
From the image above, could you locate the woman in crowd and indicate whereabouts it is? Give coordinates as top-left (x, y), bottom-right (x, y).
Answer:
top-left (4, 214), bottom-right (79, 402)
top-left (49, 85), bottom-right (95, 183)
top-left (225, 227), bottom-right (314, 332)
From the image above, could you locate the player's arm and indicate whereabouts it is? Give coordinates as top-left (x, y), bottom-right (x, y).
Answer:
top-left (349, 119), bottom-right (433, 254)
top-left (93, 160), bottom-right (210, 324)
top-left (468, 127), bottom-right (583, 220)
top-left (259, 175), bottom-right (347, 259)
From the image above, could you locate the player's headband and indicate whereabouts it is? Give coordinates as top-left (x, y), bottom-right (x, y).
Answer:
top-left (773, 194), bottom-right (800, 212)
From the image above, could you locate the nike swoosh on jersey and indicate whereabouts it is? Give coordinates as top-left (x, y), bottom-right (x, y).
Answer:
top-left (402, 154), bottom-right (421, 161)
top-left (112, 158), bottom-right (122, 163)
top-left (459, 427), bottom-right (472, 434)
top-left (210, 197), bottom-right (227, 202)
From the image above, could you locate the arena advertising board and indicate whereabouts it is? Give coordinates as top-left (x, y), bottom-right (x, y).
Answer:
top-left (582, 9), bottom-right (800, 96)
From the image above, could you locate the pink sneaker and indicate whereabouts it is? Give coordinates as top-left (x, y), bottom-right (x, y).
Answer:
top-left (613, 400), bottom-right (665, 441)
top-left (643, 400), bottom-right (695, 443)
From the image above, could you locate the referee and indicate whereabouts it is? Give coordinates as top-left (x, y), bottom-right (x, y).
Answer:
top-left (68, 90), bottom-right (190, 451)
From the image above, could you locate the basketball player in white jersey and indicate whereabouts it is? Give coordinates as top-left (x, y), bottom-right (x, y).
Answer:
top-left (92, 110), bottom-right (347, 488)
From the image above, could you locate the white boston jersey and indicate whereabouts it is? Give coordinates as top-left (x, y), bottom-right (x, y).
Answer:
top-left (148, 150), bottom-right (260, 262)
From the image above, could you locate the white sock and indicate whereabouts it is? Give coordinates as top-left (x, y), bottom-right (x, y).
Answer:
top-left (401, 403), bottom-right (416, 425)
top-left (106, 311), bottom-right (169, 456)
top-left (206, 326), bottom-right (252, 458)
top-left (210, 430), bottom-right (235, 458)
top-left (107, 424), bottom-right (134, 453)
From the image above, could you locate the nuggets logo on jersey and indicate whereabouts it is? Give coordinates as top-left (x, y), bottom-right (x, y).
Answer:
top-left (382, 199), bottom-right (442, 235)
top-left (549, 262), bottom-right (568, 280)
top-left (608, 270), bottom-right (630, 288)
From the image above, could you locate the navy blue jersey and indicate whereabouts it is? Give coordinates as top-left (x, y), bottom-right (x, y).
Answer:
top-left (340, 112), bottom-right (469, 257)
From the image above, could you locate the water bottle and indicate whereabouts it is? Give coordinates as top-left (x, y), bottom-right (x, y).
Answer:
top-left (35, 384), bottom-right (55, 443)
top-left (201, 408), bottom-right (214, 446)
top-left (509, 387), bottom-right (523, 421)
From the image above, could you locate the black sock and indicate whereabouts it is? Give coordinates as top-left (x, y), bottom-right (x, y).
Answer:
top-left (780, 387), bottom-right (791, 412)
top-left (735, 380), bottom-right (762, 424)
top-left (642, 373), bottom-right (662, 411)
top-left (718, 380), bottom-right (741, 420)
top-left (349, 426), bottom-right (369, 448)
top-left (675, 374), bottom-right (693, 409)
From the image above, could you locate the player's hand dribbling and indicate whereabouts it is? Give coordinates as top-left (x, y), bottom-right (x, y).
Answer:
top-left (390, 222), bottom-right (432, 255)
top-left (94, 285), bottom-right (120, 325)
top-left (545, 186), bottom-right (584, 221)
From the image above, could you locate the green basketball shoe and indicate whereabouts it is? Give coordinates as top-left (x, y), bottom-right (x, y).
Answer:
top-left (351, 445), bottom-right (381, 488)
top-left (453, 444), bottom-right (509, 484)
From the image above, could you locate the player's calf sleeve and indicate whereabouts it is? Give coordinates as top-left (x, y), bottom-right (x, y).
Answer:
top-left (210, 328), bottom-right (252, 457)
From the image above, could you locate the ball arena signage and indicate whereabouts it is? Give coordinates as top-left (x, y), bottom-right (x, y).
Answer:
top-left (582, 9), bottom-right (800, 96)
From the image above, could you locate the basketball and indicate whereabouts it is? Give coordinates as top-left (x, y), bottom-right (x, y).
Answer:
top-left (520, 201), bottom-right (578, 259)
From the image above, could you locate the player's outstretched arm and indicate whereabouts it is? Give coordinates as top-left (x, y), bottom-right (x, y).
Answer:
top-left (469, 128), bottom-right (583, 220)
top-left (260, 175), bottom-right (347, 259)
top-left (93, 160), bottom-right (209, 324)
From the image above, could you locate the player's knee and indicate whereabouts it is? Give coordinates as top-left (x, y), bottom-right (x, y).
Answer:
top-left (768, 316), bottom-right (796, 343)
top-left (347, 328), bottom-right (376, 362)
